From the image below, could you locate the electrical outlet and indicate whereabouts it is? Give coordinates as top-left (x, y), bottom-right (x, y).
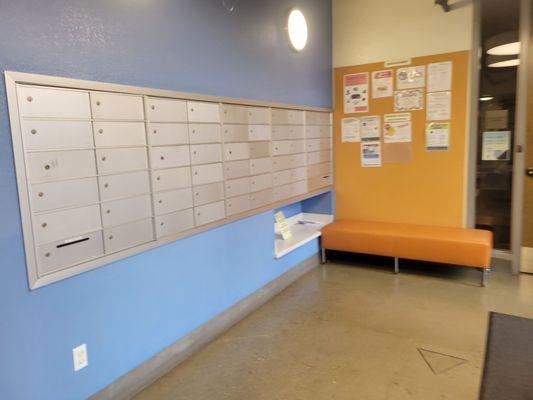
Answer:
top-left (72, 344), bottom-right (88, 371)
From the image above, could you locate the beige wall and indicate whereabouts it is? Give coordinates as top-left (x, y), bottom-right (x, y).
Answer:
top-left (333, 0), bottom-right (474, 67)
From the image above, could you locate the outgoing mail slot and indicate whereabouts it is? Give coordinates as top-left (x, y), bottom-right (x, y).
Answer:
top-left (192, 182), bottom-right (225, 206)
top-left (101, 194), bottom-right (152, 228)
top-left (36, 230), bottom-right (104, 276)
top-left (187, 101), bottom-right (220, 123)
top-left (225, 177), bottom-right (251, 198)
top-left (226, 194), bottom-right (250, 216)
top-left (33, 204), bottom-right (102, 245)
top-left (191, 163), bottom-right (223, 186)
top-left (249, 157), bottom-right (272, 175)
top-left (21, 120), bottom-right (93, 150)
top-left (152, 167), bottom-right (191, 192)
top-left (221, 104), bottom-right (247, 124)
top-left (96, 147), bottom-right (148, 174)
top-left (93, 121), bottom-right (146, 147)
top-left (155, 208), bottom-right (195, 238)
top-left (250, 173), bottom-right (272, 193)
top-left (90, 91), bottom-right (144, 120)
top-left (148, 123), bottom-right (189, 146)
top-left (222, 125), bottom-right (249, 143)
top-left (17, 85), bottom-right (91, 119)
top-left (99, 170), bottom-right (151, 201)
top-left (154, 187), bottom-right (193, 215)
top-left (146, 97), bottom-right (188, 122)
top-left (27, 150), bottom-right (96, 182)
top-left (224, 143), bottom-right (249, 161)
top-left (103, 218), bottom-right (155, 254)
top-left (248, 125), bottom-right (271, 141)
top-left (194, 200), bottom-right (226, 226)
top-left (224, 160), bottom-right (250, 179)
top-left (248, 142), bottom-right (270, 158)
top-left (150, 146), bottom-right (190, 169)
top-left (189, 124), bottom-right (221, 144)
top-left (190, 143), bottom-right (222, 165)
top-left (30, 177), bottom-right (99, 212)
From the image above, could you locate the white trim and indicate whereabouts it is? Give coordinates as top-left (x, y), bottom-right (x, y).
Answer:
top-left (520, 246), bottom-right (533, 273)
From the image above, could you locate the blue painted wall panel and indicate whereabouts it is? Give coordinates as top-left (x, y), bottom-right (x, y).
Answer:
top-left (0, 1), bottom-right (331, 398)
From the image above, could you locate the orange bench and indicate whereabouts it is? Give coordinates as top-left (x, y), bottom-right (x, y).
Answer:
top-left (320, 219), bottom-right (493, 286)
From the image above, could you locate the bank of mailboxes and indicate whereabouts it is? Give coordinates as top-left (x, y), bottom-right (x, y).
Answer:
top-left (14, 83), bottom-right (332, 283)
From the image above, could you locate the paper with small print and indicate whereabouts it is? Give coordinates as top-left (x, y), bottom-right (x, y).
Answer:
top-left (360, 115), bottom-right (381, 141)
top-left (361, 141), bottom-right (382, 167)
top-left (344, 73), bottom-right (369, 114)
top-left (341, 117), bottom-right (360, 142)
top-left (426, 122), bottom-right (450, 151)
top-left (383, 113), bottom-right (412, 143)
top-left (394, 89), bottom-right (424, 111)
top-left (396, 66), bottom-right (425, 89)
top-left (372, 70), bottom-right (393, 98)
top-left (427, 91), bottom-right (451, 120)
top-left (427, 61), bottom-right (452, 92)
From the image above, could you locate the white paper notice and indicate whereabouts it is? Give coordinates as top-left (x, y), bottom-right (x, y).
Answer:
top-left (482, 131), bottom-right (511, 160)
top-left (384, 113), bottom-right (411, 123)
top-left (426, 122), bottom-right (450, 151)
top-left (372, 70), bottom-right (393, 98)
top-left (360, 115), bottom-right (381, 141)
top-left (383, 121), bottom-right (412, 143)
top-left (341, 118), bottom-right (360, 142)
top-left (361, 141), bottom-right (382, 167)
top-left (427, 61), bottom-right (452, 92)
top-left (394, 89), bottom-right (424, 111)
top-left (427, 91), bottom-right (451, 120)
top-left (396, 66), bottom-right (425, 89)
top-left (344, 72), bottom-right (369, 114)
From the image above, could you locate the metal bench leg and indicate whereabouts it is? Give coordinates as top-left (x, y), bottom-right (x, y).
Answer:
top-left (394, 257), bottom-right (399, 274)
top-left (481, 268), bottom-right (490, 287)
top-left (321, 247), bottom-right (326, 264)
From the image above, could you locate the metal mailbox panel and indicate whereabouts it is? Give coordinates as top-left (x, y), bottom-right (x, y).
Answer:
top-left (155, 208), bottom-right (195, 238)
top-left (99, 171), bottom-right (151, 201)
top-left (191, 163), bottom-right (223, 186)
top-left (192, 182), bottom-right (225, 207)
top-left (273, 169), bottom-right (292, 187)
top-left (194, 200), bottom-right (226, 226)
top-left (90, 92), bottom-right (144, 120)
top-left (30, 177), bottom-right (99, 212)
top-left (249, 142), bottom-right (270, 158)
top-left (96, 147), bottom-right (148, 174)
top-left (224, 160), bottom-right (250, 180)
top-left (101, 195), bottom-right (152, 228)
top-left (148, 123), bottom-right (189, 146)
top-left (225, 176), bottom-right (251, 198)
top-left (307, 150), bottom-right (331, 165)
top-left (146, 97), bottom-right (187, 122)
top-left (154, 188), bottom-right (193, 215)
top-left (290, 167), bottom-right (307, 182)
top-left (93, 121), bottom-right (146, 147)
top-left (226, 194), bottom-right (251, 216)
top-left (250, 188), bottom-right (273, 209)
top-left (152, 167), bottom-right (192, 192)
top-left (150, 146), bottom-right (190, 170)
top-left (221, 104), bottom-right (248, 124)
top-left (222, 124), bottom-right (249, 143)
top-left (103, 218), bottom-right (155, 254)
top-left (250, 173), bottom-right (272, 193)
top-left (187, 101), bottom-right (220, 123)
top-left (26, 149), bottom-right (96, 182)
top-left (21, 120), bottom-right (94, 150)
top-left (17, 85), bottom-right (91, 119)
top-left (190, 143), bottom-right (222, 165)
top-left (224, 142), bottom-right (250, 161)
top-left (249, 157), bottom-right (272, 175)
top-left (248, 125), bottom-right (271, 141)
top-left (189, 124), bottom-right (221, 144)
top-left (247, 107), bottom-right (270, 125)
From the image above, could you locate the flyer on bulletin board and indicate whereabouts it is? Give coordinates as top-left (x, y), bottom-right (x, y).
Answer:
top-left (426, 122), bottom-right (450, 151)
top-left (371, 70), bottom-right (393, 98)
top-left (383, 113), bottom-right (412, 143)
top-left (482, 131), bottom-right (511, 161)
top-left (394, 89), bottom-right (424, 111)
top-left (427, 61), bottom-right (452, 92)
top-left (396, 65), bottom-right (425, 89)
top-left (341, 117), bottom-right (361, 142)
top-left (361, 141), bottom-right (382, 167)
top-left (343, 72), bottom-right (369, 114)
top-left (360, 115), bottom-right (381, 141)
top-left (427, 91), bottom-right (451, 120)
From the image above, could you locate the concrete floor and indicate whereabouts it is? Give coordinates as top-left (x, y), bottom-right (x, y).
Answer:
top-left (135, 254), bottom-right (533, 400)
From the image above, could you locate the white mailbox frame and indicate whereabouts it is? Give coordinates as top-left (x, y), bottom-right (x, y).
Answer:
top-left (5, 71), bottom-right (333, 289)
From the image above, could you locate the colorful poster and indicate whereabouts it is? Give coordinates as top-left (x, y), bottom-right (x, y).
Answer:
top-left (361, 141), bottom-right (382, 167)
top-left (343, 72), bottom-right (369, 114)
top-left (427, 61), bottom-right (452, 92)
top-left (396, 65), bottom-right (425, 89)
top-left (360, 115), bottom-right (381, 141)
top-left (482, 131), bottom-right (511, 160)
top-left (383, 121), bottom-right (412, 143)
top-left (394, 89), bottom-right (424, 111)
top-left (427, 91), bottom-right (451, 120)
top-left (371, 70), bottom-right (393, 98)
top-left (426, 122), bottom-right (450, 151)
top-left (341, 117), bottom-right (360, 142)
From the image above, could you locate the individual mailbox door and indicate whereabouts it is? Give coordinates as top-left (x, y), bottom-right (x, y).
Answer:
top-left (307, 150), bottom-right (331, 165)
top-left (273, 184), bottom-right (292, 202)
top-left (36, 230), bottom-right (104, 275)
top-left (194, 200), bottom-right (225, 226)
top-left (292, 140), bottom-right (305, 154)
top-left (292, 153), bottom-right (307, 168)
top-left (249, 142), bottom-right (270, 158)
top-left (226, 194), bottom-right (250, 216)
top-left (224, 160), bottom-right (250, 179)
top-left (192, 182), bottom-right (225, 206)
top-left (250, 157), bottom-right (272, 175)
top-left (291, 180), bottom-right (307, 196)
top-left (93, 121), bottom-right (146, 147)
top-left (17, 85), bottom-right (91, 119)
top-left (305, 125), bottom-right (331, 139)
top-left (225, 177), bottom-right (251, 198)
top-left (307, 162), bottom-right (331, 178)
top-left (250, 173), bottom-right (272, 193)
top-left (306, 111), bottom-right (331, 125)
top-left (103, 218), bottom-right (154, 254)
top-left (150, 146), bottom-right (190, 169)
top-left (224, 143), bottom-right (249, 161)
top-left (189, 124), bottom-right (221, 144)
top-left (272, 155), bottom-right (292, 172)
top-left (96, 148), bottom-right (148, 174)
top-left (30, 177), bottom-right (99, 212)
top-left (191, 163), bottom-right (223, 186)
top-left (148, 123), bottom-right (189, 146)
top-left (248, 125), bottom-right (270, 141)
top-left (154, 188), bottom-right (193, 215)
top-left (290, 167), bottom-right (307, 182)
top-left (27, 150), bottom-right (96, 182)
top-left (90, 92), bottom-right (144, 120)
top-left (221, 104), bottom-right (247, 124)
top-left (152, 167), bottom-right (191, 192)
top-left (21, 120), bottom-right (94, 150)
top-left (33, 204), bottom-right (102, 245)
top-left (271, 126), bottom-right (292, 141)
top-left (187, 101), bottom-right (220, 123)
top-left (222, 125), bottom-right (249, 143)
top-left (271, 109), bottom-right (304, 125)
top-left (155, 208), bottom-right (195, 238)
top-left (273, 170), bottom-right (292, 187)
top-left (146, 98), bottom-right (188, 122)
top-left (99, 171), bottom-right (151, 201)
top-left (308, 175), bottom-right (332, 191)
top-left (250, 189), bottom-right (273, 209)
top-left (101, 195), bottom-right (152, 228)
top-left (272, 141), bottom-right (292, 156)
top-left (247, 107), bottom-right (270, 124)
top-left (190, 144), bottom-right (222, 165)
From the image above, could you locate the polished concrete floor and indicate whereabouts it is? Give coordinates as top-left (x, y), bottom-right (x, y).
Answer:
top-left (135, 254), bottom-right (533, 400)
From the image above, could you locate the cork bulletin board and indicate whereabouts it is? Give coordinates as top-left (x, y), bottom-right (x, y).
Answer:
top-left (334, 50), bottom-right (470, 227)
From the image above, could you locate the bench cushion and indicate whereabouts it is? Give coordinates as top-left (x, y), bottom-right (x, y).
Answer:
top-left (321, 219), bottom-right (493, 269)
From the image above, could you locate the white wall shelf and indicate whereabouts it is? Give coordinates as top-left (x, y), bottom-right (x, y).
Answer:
top-left (274, 212), bottom-right (333, 259)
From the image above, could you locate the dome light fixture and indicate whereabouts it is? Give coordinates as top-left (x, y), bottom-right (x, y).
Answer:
top-left (485, 31), bottom-right (520, 55)
top-left (480, 96), bottom-right (494, 101)
top-left (287, 9), bottom-right (308, 52)
top-left (487, 57), bottom-right (520, 68)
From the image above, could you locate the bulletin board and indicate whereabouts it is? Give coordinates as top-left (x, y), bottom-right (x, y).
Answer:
top-left (334, 50), bottom-right (470, 227)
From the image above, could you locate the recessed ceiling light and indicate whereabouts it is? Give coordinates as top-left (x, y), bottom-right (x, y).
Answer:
top-left (488, 58), bottom-right (520, 68)
top-left (288, 9), bottom-right (308, 52)
top-left (480, 96), bottom-right (494, 101)
top-left (487, 41), bottom-right (520, 56)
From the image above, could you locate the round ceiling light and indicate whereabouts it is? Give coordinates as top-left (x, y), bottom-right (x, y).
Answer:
top-left (487, 42), bottom-right (520, 56)
top-left (485, 31), bottom-right (520, 55)
top-left (480, 96), bottom-right (494, 101)
top-left (288, 9), bottom-right (308, 51)
top-left (487, 57), bottom-right (520, 68)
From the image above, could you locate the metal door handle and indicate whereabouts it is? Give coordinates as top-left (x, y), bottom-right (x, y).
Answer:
top-left (527, 167), bottom-right (533, 177)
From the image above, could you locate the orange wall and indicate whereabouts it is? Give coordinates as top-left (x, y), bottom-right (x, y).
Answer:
top-left (334, 50), bottom-right (470, 227)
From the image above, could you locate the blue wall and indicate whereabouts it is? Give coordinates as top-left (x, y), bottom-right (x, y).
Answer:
top-left (0, 1), bottom-right (332, 399)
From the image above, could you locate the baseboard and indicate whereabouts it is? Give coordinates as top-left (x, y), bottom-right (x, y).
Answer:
top-left (89, 252), bottom-right (320, 400)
